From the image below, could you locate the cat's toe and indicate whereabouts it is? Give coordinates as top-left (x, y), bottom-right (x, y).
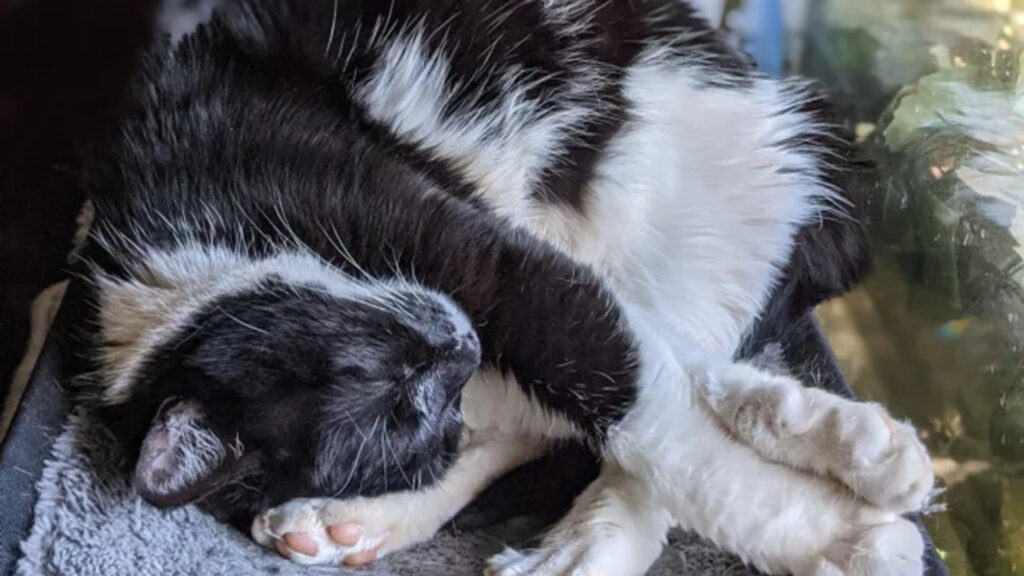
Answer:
top-left (823, 519), bottom-right (925, 576)
top-left (484, 522), bottom-right (658, 576)
top-left (253, 500), bottom-right (339, 565)
top-left (484, 547), bottom-right (605, 576)
top-left (838, 406), bottom-right (934, 513)
top-left (328, 522), bottom-right (366, 546)
top-left (253, 499), bottom-right (386, 566)
top-left (485, 548), bottom-right (541, 576)
top-left (281, 531), bottom-right (320, 557)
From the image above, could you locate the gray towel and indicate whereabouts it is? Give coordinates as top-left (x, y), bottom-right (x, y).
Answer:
top-left (16, 411), bottom-right (757, 576)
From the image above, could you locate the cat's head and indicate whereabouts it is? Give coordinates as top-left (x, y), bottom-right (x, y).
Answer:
top-left (92, 249), bottom-right (479, 525)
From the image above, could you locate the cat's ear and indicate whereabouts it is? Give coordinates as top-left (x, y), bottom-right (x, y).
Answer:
top-left (134, 399), bottom-right (242, 507)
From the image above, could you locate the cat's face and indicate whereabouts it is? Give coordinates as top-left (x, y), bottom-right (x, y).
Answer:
top-left (116, 278), bottom-right (479, 525)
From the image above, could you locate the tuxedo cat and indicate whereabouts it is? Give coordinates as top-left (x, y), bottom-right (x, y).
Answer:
top-left (71, 1), bottom-right (935, 574)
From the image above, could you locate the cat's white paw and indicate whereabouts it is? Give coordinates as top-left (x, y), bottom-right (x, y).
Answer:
top-left (484, 481), bottom-right (665, 576)
top-left (832, 405), bottom-right (934, 513)
top-left (486, 548), bottom-right (547, 576)
top-left (252, 496), bottom-right (409, 566)
top-left (712, 367), bottom-right (935, 514)
top-left (484, 535), bottom-right (648, 576)
top-left (806, 519), bottom-right (925, 576)
top-left (485, 543), bottom-right (618, 576)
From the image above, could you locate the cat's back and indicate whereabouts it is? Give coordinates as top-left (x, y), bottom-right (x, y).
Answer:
top-left (97, 0), bottom-right (743, 222)
top-left (209, 0), bottom-right (751, 208)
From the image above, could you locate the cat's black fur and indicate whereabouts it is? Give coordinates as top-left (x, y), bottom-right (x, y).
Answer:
top-left (69, 0), bottom-right (869, 528)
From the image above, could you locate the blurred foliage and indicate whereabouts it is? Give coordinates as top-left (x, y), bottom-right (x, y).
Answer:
top-left (792, 1), bottom-right (1024, 574)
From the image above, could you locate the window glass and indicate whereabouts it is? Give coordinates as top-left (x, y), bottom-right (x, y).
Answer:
top-left (758, 1), bottom-right (1024, 574)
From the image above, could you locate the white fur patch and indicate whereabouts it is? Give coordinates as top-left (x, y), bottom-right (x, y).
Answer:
top-left (517, 56), bottom-right (840, 355)
top-left (356, 31), bottom-right (602, 220)
top-left (461, 368), bottom-right (581, 441)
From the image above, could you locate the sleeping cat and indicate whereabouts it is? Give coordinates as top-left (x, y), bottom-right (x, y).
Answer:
top-left (70, 0), bottom-right (936, 574)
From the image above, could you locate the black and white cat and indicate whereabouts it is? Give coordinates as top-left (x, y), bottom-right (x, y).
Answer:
top-left (71, 1), bottom-right (935, 574)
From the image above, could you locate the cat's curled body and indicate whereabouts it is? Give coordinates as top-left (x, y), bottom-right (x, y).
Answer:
top-left (73, 1), bottom-right (936, 574)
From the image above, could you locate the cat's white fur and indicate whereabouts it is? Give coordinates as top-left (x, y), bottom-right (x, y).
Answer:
top-left (359, 31), bottom-right (601, 215)
top-left (249, 37), bottom-right (935, 576)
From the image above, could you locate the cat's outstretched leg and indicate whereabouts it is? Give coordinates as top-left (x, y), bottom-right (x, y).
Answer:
top-left (253, 431), bottom-right (545, 566)
top-left (700, 362), bottom-right (934, 513)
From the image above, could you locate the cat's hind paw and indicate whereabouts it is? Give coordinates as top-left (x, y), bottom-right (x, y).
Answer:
top-left (836, 406), bottom-right (935, 514)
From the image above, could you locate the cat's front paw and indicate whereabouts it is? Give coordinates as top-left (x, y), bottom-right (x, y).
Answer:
top-left (252, 496), bottom-right (412, 566)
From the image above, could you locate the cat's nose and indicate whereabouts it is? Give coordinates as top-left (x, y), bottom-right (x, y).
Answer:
top-left (435, 332), bottom-right (480, 391)
top-left (399, 333), bottom-right (479, 418)
top-left (449, 330), bottom-right (480, 365)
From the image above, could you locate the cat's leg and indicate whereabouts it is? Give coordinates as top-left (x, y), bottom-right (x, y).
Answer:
top-left (488, 456), bottom-right (923, 576)
top-left (485, 462), bottom-right (672, 576)
top-left (664, 450), bottom-right (928, 576)
top-left (489, 329), bottom-right (929, 576)
top-left (610, 337), bottom-right (929, 576)
top-left (701, 362), bottom-right (934, 513)
top-left (253, 431), bottom-right (546, 566)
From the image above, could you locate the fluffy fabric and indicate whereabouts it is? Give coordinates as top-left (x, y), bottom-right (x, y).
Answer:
top-left (17, 412), bottom-right (757, 576)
